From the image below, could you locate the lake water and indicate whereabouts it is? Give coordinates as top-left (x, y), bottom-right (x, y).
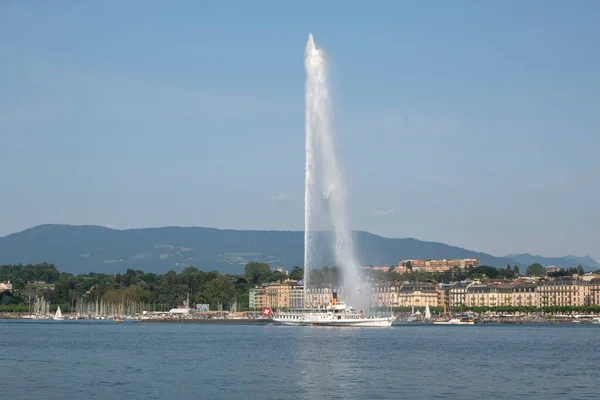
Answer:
top-left (1, 320), bottom-right (599, 399)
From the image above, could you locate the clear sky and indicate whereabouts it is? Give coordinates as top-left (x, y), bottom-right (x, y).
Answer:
top-left (1, 1), bottom-right (599, 259)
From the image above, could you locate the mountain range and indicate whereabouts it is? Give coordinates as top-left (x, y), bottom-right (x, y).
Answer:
top-left (0, 224), bottom-right (597, 275)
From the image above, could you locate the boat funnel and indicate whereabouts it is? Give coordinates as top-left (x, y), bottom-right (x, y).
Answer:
top-left (332, 290), bottom-right (337, 306)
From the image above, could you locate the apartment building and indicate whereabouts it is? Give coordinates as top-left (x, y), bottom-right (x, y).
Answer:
top-left (512, 283), bottom-right (538, 307)
top-left (537, 279), bottom-right (594, 307)
top-left (396, 258), bottom-right (480, 274)
top-left (449, 281), bottom-right (470, 307)
top-left (396, 282), bottom-right (440, 307)
top-left (464, 283), bottom-right (535, 308)
top-left (289, 285), bottom-right (304, 309)
top-left (249, 287), bottom-right (256, 309)
top-left (252, 280), bottom-right (297, 310)
top-left (249, 276), bottom-right (600, 312)
top-left (591, 278), bottom-right (600, 305)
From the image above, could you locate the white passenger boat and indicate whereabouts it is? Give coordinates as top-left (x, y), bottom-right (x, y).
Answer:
top-left (273, 291), bottom-right (395, 327)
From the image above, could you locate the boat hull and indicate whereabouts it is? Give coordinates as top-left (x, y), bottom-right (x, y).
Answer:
top-left (432, 321), bottom-right (474, 325)
top-left (273, 317), bottom-right (395, 327)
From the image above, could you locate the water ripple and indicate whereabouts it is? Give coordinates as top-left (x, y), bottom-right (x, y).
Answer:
top-left (1, 321), bottom-right (599, 399)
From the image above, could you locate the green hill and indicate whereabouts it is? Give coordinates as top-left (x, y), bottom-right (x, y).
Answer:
top-left (505, 253), bottom-right (599, 271)
top-left (0, 224), bottom-right (522, 274)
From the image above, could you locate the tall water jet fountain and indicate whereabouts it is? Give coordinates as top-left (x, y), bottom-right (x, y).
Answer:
top-left (304, 34), bottom-right (362, 310)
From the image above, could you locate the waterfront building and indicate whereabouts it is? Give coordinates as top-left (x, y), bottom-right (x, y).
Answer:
top-left (370, 282), bottom-right (400, 307)
top-left (305, 286), bottom-right (337, 308)
top-left (437, 283), bottom-right (453, 310)
top-left (537, 278), bottom-right (593, 307)
top-left (590, 278), bottom-right (600, 305)
top-left (168, 296), bottom-right (194, 315)
top-left (465, 284), bottom-right (489, 307)
top-left (512, 283), bottom-right (538, 307)
top-left (250, 282), bottom-right (349, 310)
top-left (289, 285), bottom-right (304, 309)
top-left (449, 281), bottom-right (471, 307)
top-left (396, 282), bottom-right (439, 307)
top-left (253, 285), bottom-right (267, 309)
top-left (248, 275), bottom-right (600, 312)
top-left (368, 282), bottom-right (440, 308)
top-left (370, 282), bottom-right (401, 307)
top-left (251, 279), bottom-right (298, 310)
top-left (249, 287), bottom-right (256, 309)
top-left (461, 281), bottom-right (539, 308)
top-left (490, 284), bottom-right (516, 307)
top-left (467, 283), bottom-right (515, 308)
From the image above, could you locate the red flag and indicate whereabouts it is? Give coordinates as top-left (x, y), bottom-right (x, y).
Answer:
top-left (262, 307), bottom-right (273, 316)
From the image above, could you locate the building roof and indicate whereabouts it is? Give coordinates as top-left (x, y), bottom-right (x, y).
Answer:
top-left (168, 308), bottom-right (194, 314)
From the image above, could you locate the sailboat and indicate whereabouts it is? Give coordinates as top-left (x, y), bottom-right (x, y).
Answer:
top-left (53, 306), bottom-right (64, 321)
top-left (406, 305), bottom-right (421, 322)
top-left (425, 303), bottom-right (431, 321)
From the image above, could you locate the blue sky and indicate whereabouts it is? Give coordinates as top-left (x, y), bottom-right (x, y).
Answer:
top-left (1, 1), bottom-right (599, 259)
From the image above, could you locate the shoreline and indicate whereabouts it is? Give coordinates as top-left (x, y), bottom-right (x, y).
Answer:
top-left (2, 315), bottom-right (599, 325)
top-left (139, 318), bottom-right (271, 324)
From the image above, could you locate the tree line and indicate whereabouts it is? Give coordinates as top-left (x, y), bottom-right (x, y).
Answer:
top-left (0, 262), bottom-right (298, 313)
top-left (0, 262), bottom-right (342, 313)
top-left (1, 261), bottom-right (594, 313)
top-left (369, 263), bottom-right (590, 284)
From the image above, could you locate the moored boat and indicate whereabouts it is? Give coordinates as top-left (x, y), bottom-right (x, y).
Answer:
top-left (53, 306), bottom-right (64, 321)
top-left (273, 291), bottom-right (395, 327)
top-left (433, 317), bottom-right (474, 325)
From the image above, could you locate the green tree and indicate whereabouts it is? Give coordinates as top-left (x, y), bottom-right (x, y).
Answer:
top-left (526, 263), bottom-right (545, 276)
top-left (289, 267), bottom-right (304, 280)
top-left (271, 270), bottom-right (288, 282)
top-left (471, 266), bottom-right (501, 279)
top-left (244, 262), bottom-right (272, 284)
top-left (201, 275), bottom-right (236, 308)
top-left (179, 266), bottom-right (205, 299)
top-left (513, 265), bottom-right (520, 276)
top-left (405, 261), bottom-right (413, 271)
top-left (104, 284), bottom-right (151, 304)
top-left (142, 272), bottom-right (160, 286)
top-left (576, 265), bottom-right (585, 276)
top-left (0, 290), bottom-right (23, 305)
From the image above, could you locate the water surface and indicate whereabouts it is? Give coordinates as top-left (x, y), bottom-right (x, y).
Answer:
top-left (1, 321), bottom-right (598, 399)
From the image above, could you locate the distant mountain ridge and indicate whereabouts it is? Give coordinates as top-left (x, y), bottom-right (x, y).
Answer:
top-left (0, 224), bottom-right (527, 275)
top-left (505, 253), bottom-right (600, 271)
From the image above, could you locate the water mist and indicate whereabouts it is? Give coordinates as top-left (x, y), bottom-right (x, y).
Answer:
top-left (303, 34), bottom-right (362, 310)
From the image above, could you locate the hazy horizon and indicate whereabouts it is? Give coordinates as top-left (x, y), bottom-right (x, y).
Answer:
top-left (1, 2), bottom-right (599, 259)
